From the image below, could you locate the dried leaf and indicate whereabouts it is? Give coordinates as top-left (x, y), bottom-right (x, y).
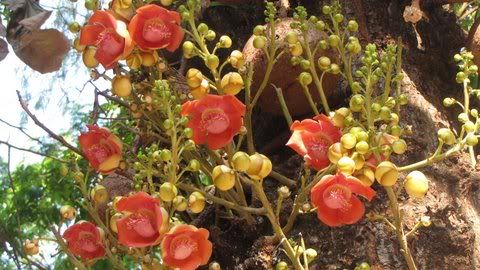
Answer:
top-left (0, 39), bottom-right (8, 61)
top-left (1, 0), bottom-right (27, 11)
top-left (19, 10), bottom-right (51, 31)
top-left (10, 29), bottom-right (69, 73)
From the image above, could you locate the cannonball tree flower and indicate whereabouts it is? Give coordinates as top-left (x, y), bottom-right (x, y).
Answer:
top-left (181, 94), bottom-right (246, 150)
top-left (79, 125), bottom-right (123, 174)
top-left (161, 224), bottom-right (212, 270)
top-left (310, 173), bottom-right (376, 227)
top-left (116, 192), bottom-right (169, 247)
top-left (63, 221), bottom-right (105, 260)
top-left (79, 10), bottom-right (134, 68)
top-left (286, 115), bottom-right (342, 171)
top-left (128, 4), bottom-right (184, 51)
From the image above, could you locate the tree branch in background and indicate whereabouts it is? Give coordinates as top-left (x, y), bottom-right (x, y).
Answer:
top-left (16, 90), bottom-right (84, 157)
top-left (0, 118), bottom-right (42, 144)
top-left (0, 140), bottom-right (68, 163)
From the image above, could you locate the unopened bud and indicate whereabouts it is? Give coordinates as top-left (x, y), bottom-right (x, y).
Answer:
top-left (91, 185), bottom-right (109, 204)
top-left (60, 205), bottom-right (76, 220)
top-left (231, 151), bottom-right (251, 172)
top-left (188, 191), bottom-right (206, 213)
top-left (246, 153), bottom-right (272, 180)
top-left (112, 75), bottom-right (132, 97)
top-left (212, 165), bottom-right (236, 191)
top-left (404, 170), bottom-right (428, 198)
top-left (159, 182), bottom-right (178, 202)
top-left (374, 161), bottom-right (398, 186)
top-left (221, 72), bottom-right (244, 95)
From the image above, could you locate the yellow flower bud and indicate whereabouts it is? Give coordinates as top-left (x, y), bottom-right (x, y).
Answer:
top-left (352, 153), bottom-right (365, 170)
top-left (374, 161), bottom-right (399, 186)
top-left (190, 79), bottom-right (210, 99)
top-left (355, 167), bottom-right (375, 186)
top-left (277, 186), bottom-right (291, 198)
top-left (110, 213), bottom-right (123, 233)
top-left (392, 139), bottom-right (407, 154)
top-left (466, 134), bottom-right (478, 146)
top-left (112, 196), bottom-right (123, 211)
top-left (231, 151), bottom-right (251, 172)
top-left (60, 205), bottom-right (76, 220)
top-left (404, 171), bottom-right (428, 198)
top-left (317, 56), bottom-right (331, 71)
top-left (253, 36), bottom-right (266, 49)
top-left (82, 46), bottom-right (99, 68)
top-left (286, 31), bottom-right (298, 44)
top-left (221, 72), bottom-right (244, 95)
top-left (183, 41), bottom-right (195, 57)
top-left (212, 165), bottom-right (236, 191)
top-left (328, 142), bottom-right (347, 164)
top-left (159, 182), bottom-right (178, 202)
top-left (160, 0), bottom-right (173, 6)
top-left (219, 35), bottom-right (232, 48)
top-left (126, 52), bottom-right (142, 69)
top-left (289, 42), bottom-right (303, 57)
top-left (276, 261), bottom-right (288, 270)
top-left (304, 248), bottom-right (317, 263)
top-left (464, 121), bottom-right (476, 133)
top-left (73, 37), bottom-right (86, 52)
top-left (337, 156), bottom-right (356, 175)
top-left (68, 22), bottom-right (81, 33)
top-left (90, 185), bottom-right (109, 204)
top-left (112, 75), bottom-right (132, 97)
top-left (299, 72), bottom-right (313, 87)
top-left (355, 141), bottom-right (369, 155)
top-left (437, 128), bottom-right (456, 145)
top-left (247, 153), bottom-right (272, 180)
top-left (116, 0), bottom-right (132, 9)
top-left (141, 51), bottom-right (159, 67)
top-left (341, 133), bottom-right (357, 149)
top-left (173, 195), bottom-right (188, 212)
top-left (229, 50), bottom-right (245, 69)
top-left (209, 262), bottom-right (221, 270)
top-left (188, 191), bottom-right (206, 213)
top-left (187, 68), bottom-right (204, 88)
top-left (331, 107), bottom-right (351, 128)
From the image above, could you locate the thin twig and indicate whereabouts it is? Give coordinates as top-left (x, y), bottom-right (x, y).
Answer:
top-left (0, 140), bottom-right (68, 163)
top-left (16, 90), bottom-right (84, 157)
top-left (0, 118), bottom-right (42, 144)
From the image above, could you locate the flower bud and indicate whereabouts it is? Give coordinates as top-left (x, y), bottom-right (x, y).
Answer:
top-left (24, 240), bottom-right (39, 256)
top-left (183, 41), bottom-right (195, 56)
top-left (246, 153), bottom-right (272, 180)
top-left (221, 72), bottom-right (244, 95)
top-left (91, 185), bottom-right (109, 204)
top-left (212, 165), bottom-right (236, 191)
top-left (355, 167), bottom-right (375, 186)
top-left (160, 182), bottom-right (178, 202)
top-left (355, 141), bottom-right (369, 155)
top-left (392, 139), bottom-right (407, 154)
top-left (318, 56), bottom-right (331, 71)
top-left (331, 107), bottom-right (351, 128)
top-left (379, 106), bottom-right (391, 121)
top-left (347, 20), bottom-right (359, 32)
top-left (163, 119), bottom-right (174, 130)
top-left (112, 75), bottom-right (132, 97)
top-left (437, 128), bottom-right (455, 145)
top-left (330, 64), bottom-right (340, 74)
top-left (188, 159), bottom-right (200, 171)
top-left (73, 171), bottom-right (84, 183)
top-left (322, 5), bottom-right (332, 14)
top-left (206, 54), bottom-right (220, 70)
top-left (337, 156), bottom-right (356, 175)
top-left (219, 35), bottom-right (232, 48)
top-left (289, 42), bottom-right (303, 56)
top-left (458, 112), bottom-right (469, 123)
top-left (464, 121), bottom-right (476, 133)
top-left (205, 30), bottom-right (216, 41)
top-left (374, 161), bottom-right (399, 186)
top-left (300, 60), bottom-right (311, 70)
top-left (190, 79), bottom-right (210, 99)
top-left (305, 248), bottom-right (317, 263)
top-left (173, 195), bottom-right (188, 211)
top-left (299, 72), bottom-right (313, 87)
top-left (352, 153), bottom-right (365, 170)
top-left (253, 36), bottom-right (266, 49)
top-left (341, 133), bottom-right (357, 149)
top-left (141, 51), bottom-right (158, 67)
top-left (60, 205), bottom-right (76, 220)
top-left (160, 0), bottom-right (173, 6)
top-left (442, 97), bottom-right (455, 107)
top-left (68, 22), bottom-right (81, 33)
top-left (420, 216), bottom-right (431, 227)
top-left (231, 151), bottom-right (251, 172)
top-left (85, 0), bottom-right (99, 10)
top-left (73, 37), bottom-right (86, 52)
top-left (276, 261), bottom-right (288, 270)
top-left (82, 46), bottom-right (99, 68)
top-left (278, 186), bottom-right (291, 198)
top-left (404, 171), bottom-right (428, 198)
top-left (466, 134), bottom-right (478, 146)
top-left (286, 31), bottom-right (298, 44)
top-left (229, 50), bottom-right (245, 69)
top-left (188, 191), bottom-right (206, 213)
top-left (328, 142), bottom-right (347, 164)
top-left (209, 262), bottom-right (221, 270)
top-left (334, 13), bottom-right (344, 23)
top-left (126, 52), bottom-right (142, 69)
top-left (110, 213), bottom-right (123, 233)
top-left (253, 25), bottom-right (265, 36)
top-left (328, 35), bottom-right (340, 47)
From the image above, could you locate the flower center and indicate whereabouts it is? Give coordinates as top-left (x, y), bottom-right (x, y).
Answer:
top-left (307, 133), bottom-right (332, 158)
top-left (171, 235), bottom-right (198, 260)
top-left (87, 143), bottom-right (111, 164)
top-left (142, 18), bottom-right (172, 43)
top-left (201, 108), bottom-right (230, 134)
top-left (98, 30), bottom-right (124, 56)
top-left (323, 184), bottom-right (352, 210)
top-left (77, 232), bottom-right (98, 253)
top-left (127, 214), bottom-right (157, 238)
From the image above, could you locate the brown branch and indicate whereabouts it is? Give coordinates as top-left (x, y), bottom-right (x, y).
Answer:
top-left (16, 90), bottom-right (84, 157)
top-left (0, 118), bottom-right (42, 144)
top-left (0, 140), bottom-right (68, 163)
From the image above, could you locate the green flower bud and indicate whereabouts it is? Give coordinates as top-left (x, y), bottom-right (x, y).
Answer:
top-left (380, 106), bottom-right (391, 121)
top-left (456, 71), bottom-right (466, 83)
top-left (454, 54), bottom-right (462, 62)
top-left (197, 23), bottom-right (209, 35)
top-left (391, 125), bottom-right (402, 137)
top-left (471, 109), bottom-right (478, 117)
top-left (205, 54), bottom-right (220, 70)
top-left (437, 128), bottom-right (455, 145)
top-left (253, 25), bottom-right (265, 36)
top-left (219, 35), bottom-right (232, 48)
top-left (160, 149), bottom-right (172, 161)
top-left (253, 36), bottom-right (266, 49)
top-left (299, 72), bottom-right (313, 86)
top-left (371, 103), bottom-right (381, 112)
top-left (464, 121), bottom-right (476, 133)
top-left (183, 128), bottom-right (193, 138)
top-left (160, 182), bottom-right (178, 202)
top-left (188, 159), bottom-right (201, 171)
top-left (458, 113), bottom-right (469, 123)
top-left (319, 40), bottom-right (329, 50)
top-left (466, 134), bottom-right (478, 146)
top-left (443, 97), bottom-right (455, 107)
top-left (341, 133), bottom-right (357, 149)
top-left (277, 186), bottom-right (291, 198)
top-left (349, 94), bottom-right (365, 112)
top-left (315, 21), bottom-right (326, 30)
top-left (183, 41), bottom-right (195, 56)
top-left (392, 139), bottom-right (407, 154)
top-left (205, 30), bottom-right (216, 41)
top-left (356, 141), bottom-right (370, 155)
top-left (322, 5), bottom-right (332, 14)
top-left (286, 31), bottom-right (298, 44)
top-left (469, 65), bottom-right (478, 73)
top-left (347, 20), bottom-right (359, 32)
top-left (163, 119), bottom-right (174, 129)
top-left (318, 56), bottom-right (331, 70)
top-left (305, 248), bottom-right (317, 263)
top-left (330, 64), bottom-right (340, 74)
top-left (333, 14), bottom-right (344, 23)
top-left (276, 261), bottom-right (288, 270)
top-left (289, 42), bottom-right (303, 56)
top-left (328, 35), bottom-right (341, 47)
top-left (300, 59), bottom-right (311, 70)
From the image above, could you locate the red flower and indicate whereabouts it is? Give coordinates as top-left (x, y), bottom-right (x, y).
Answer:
top-left (63, 221), bottom-right (105, 260)
top-left (181, 94), bottom-right (246, 150)
top-left (128, 4), bottom-right (184, 51)
top-left (116, 192), bottom-right (169, 247)
top-left (310, 173), bottom-right (376, 227)
top-left (79, 125), bottom-right (123, 174)
top-left (161, 224), bottom-right (212, 270)
top-left (286, 115), bottom-right (342, 170)
top-left (79, 10), bottom-right (134, 68)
